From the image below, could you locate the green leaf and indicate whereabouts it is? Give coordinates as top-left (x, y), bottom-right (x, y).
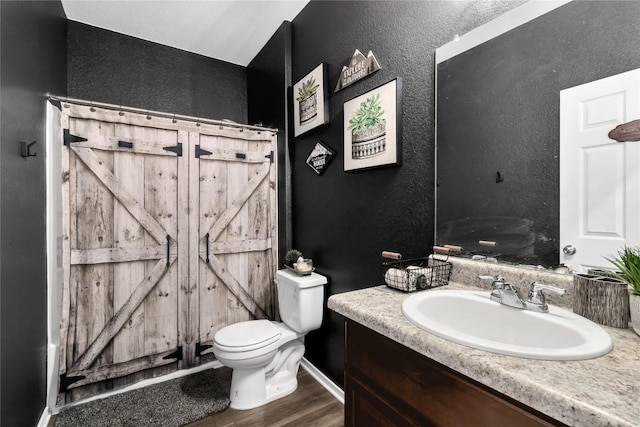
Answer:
top-left (604, 246), bottom-right (640, 295)
top-left (296, 77), bottom-right (320, 102)
top-left (348, 93), bottom-right (386, 131)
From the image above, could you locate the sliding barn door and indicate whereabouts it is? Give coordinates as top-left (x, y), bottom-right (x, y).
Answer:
top-left (57, 103), bottom-right (277, 403)
top-left (191, 129), bottom-right (278, 355)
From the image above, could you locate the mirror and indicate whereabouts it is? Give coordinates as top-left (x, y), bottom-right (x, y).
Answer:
top-left (435, 0), bottom-right (640, 268)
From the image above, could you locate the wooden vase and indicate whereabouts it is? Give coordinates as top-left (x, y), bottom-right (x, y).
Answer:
top-left (573, 274), bottom-right (630, 328)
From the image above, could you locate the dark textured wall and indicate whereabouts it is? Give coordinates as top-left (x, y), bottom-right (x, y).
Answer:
top-left (437, 1), bottom-right (640, 267)
top-left (0, 1), bottom-right (67, 425)
top-left (290, 0), bottom-right (527, 386)
top-left (67, 21), bottom-right (247, 122)
top-left (247, 21), bottom-right (293, 267)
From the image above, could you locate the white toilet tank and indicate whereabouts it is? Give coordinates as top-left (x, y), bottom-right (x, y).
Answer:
top-left (275, 269), bottom-right (327, 333)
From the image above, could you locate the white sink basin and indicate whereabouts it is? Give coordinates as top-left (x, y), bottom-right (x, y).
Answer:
top-left (402, 290), bottom-right (613, 360)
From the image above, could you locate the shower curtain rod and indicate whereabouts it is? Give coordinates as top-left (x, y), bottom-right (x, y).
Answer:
top-left (46, 94), bottom-right (278, 133)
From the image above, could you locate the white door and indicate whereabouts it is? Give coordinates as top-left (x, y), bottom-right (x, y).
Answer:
top-left (560, 68), bottom-right (640, 272)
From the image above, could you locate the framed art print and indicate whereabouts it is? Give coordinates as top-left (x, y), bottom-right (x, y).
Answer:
top-left (306, 141), bottom-right (335, 175)
top-left (343, 78), bottom-right (402, 171)
top-left (294, 63), bottom-right (329, 137)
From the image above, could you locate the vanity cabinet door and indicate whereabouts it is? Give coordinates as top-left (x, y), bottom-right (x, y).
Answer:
top-left (345, 373), bottom-right (430, 427)
top-left (345, 320), bottom-right (564, 427)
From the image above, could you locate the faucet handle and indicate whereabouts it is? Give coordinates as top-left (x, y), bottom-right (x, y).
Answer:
top-left (479, 275), bottom-right (514, 292)
top-left (528, 282), bottom-right (566, 305)
top-left (478, 274), bottom-right (505, 285)
top-left (479, 274), bottom-right (499, 280)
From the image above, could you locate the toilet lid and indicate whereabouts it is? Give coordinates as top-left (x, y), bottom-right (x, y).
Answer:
top-left (214, 319), bottom-right (281, 352)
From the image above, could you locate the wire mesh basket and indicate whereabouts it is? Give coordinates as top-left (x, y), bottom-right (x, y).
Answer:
top-left (382, 254), bottom-right (452, 292)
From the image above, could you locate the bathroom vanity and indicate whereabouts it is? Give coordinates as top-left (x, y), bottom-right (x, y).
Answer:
top-left (344, 319), bottom-right (559, 426)
top-left (329, 283), bottom-right (640, 427)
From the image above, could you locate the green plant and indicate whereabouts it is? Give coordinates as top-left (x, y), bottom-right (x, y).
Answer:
top-left (285, 249), bottom-right (303, 266)
top-left (348, 93), bottom-right (385, 131)
top-left (605, 246), bottom-right (640, 295)
top-left (296, 77), bottom-right (319, 102)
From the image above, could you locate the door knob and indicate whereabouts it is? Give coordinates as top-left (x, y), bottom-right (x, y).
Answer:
top-left (563, 245), bottom-right (577, 255)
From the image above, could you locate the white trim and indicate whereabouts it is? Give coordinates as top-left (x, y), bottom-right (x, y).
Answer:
top-left (434, 53), bottom-right (439, 245)
top-left (46, 101), bottom-right (63, 413)
top-left (300, 357), bottom-right (344, 405)
top-left (37, 408), bottom-right (51, 427)
top-left (435, 0), bottom-right (572, 63)
top-left (53, 360), bottom-right (223, 413)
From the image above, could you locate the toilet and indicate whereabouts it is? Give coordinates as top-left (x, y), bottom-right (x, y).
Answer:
top-left (212, 269), bottom-right (327, 410)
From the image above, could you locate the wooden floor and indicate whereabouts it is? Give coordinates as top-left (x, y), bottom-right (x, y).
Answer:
top-left (188, 367), bottom-right (344, 427)
top-left (51, 367), bottom-right (344, 427)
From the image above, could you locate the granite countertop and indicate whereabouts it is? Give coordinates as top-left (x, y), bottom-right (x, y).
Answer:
top-left (328, 283), bottom-right (640, 427)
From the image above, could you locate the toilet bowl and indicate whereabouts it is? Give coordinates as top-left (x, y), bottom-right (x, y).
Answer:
top-left (213, 320), bottom-right (304, 409)
top-left (212, 270), bottom-right (327, 410)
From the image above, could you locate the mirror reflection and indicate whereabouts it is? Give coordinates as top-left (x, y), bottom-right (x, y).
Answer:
top-left (435, 0), bottom-right (640, 270)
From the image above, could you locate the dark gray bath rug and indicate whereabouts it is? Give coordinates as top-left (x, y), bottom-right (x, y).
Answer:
top-left (55, 369), bottom-right (230, 427)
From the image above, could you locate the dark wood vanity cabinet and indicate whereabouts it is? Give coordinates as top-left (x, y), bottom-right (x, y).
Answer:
top-left (344, 320), bottom-right (565, 427)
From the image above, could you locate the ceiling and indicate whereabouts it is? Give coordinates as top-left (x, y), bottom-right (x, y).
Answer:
top-left (61, 0), bottom-right (310, 66)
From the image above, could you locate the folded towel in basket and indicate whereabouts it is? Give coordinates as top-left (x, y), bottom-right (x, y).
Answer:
top-left (384, 268), bottom-right (406, 290)
top-left (385, 266), bottom-right (432, 291)
top-left (407, 266), bottom-right (432, 290)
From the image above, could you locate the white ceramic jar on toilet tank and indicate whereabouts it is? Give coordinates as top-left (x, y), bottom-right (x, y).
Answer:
top-left (212, 269), bottom-right (327, 409)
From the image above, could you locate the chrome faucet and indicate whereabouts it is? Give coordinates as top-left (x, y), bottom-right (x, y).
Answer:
top-left (478, 275), bottom-right (565, 313)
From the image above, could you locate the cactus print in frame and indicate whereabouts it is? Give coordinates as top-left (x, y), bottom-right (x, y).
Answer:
top-left (343, 78), bottom-right (402, 171)
top-left (294, 63), bottom-right (329, 137)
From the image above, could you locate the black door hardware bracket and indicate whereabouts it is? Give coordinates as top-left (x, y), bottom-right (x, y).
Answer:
top-left (20, 141), bottom-right (37, 157)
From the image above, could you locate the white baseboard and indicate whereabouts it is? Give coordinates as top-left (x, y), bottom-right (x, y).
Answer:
top-left (37, 408), bottom-right (51, 427)
top-left (300, 357), bottom-right (344, 405)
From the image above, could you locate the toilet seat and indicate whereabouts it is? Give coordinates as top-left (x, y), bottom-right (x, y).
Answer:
top-left (214, 319), bottom-right (282, 352)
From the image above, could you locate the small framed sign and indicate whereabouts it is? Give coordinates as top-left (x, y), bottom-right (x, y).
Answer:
top-left (293, 63), bottom-right (329, 137)
top-left (343, 78), bottom-right (402, 171)
top-left (335, 49), bottom-right (381, 92)
top-left (306, 141), bottom-right (335, 175)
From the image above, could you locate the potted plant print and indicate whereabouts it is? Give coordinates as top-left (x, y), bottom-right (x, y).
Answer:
top-left (348, 93), bottom-right (386, 159)
top-left (297, 77), bottom-right (319, 125)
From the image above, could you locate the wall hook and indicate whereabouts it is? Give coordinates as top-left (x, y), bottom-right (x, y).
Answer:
top-left (20, 141), bottom-right (37, 158)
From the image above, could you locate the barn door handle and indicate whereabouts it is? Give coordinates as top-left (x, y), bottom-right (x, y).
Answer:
top-left (118, 141), bottom-right (133, 149)
top-left (205, 233), bottom-right (210, 263)
top-left (166, 235), bottom-right (171, 267)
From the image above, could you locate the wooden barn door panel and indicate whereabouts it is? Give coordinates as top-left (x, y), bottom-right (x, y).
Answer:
top-left (192, 130), bottom-right (277, 356)
top-left (59, 114), bottom-right (184, 402)
top-left (66, 118), bottom-right (116, 401)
